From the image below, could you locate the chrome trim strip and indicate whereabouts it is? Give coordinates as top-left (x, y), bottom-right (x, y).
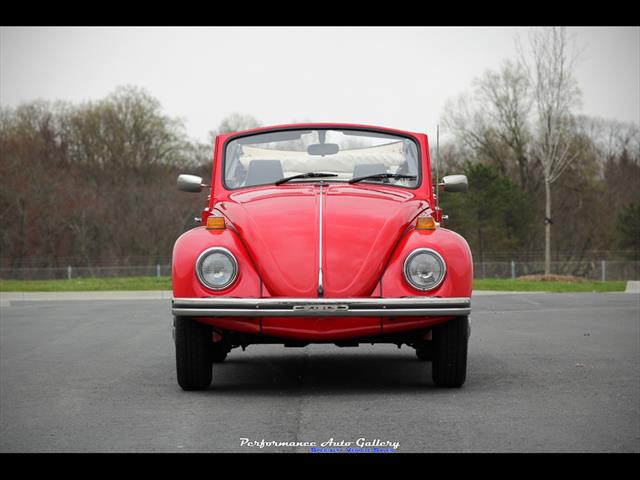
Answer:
top-left (172, 296), bottom-right (471, 317)
top-left (317, 184), bottom-right (324, 296)
top-left (172, 307), bottom-right (470, 317)
top-left (173, 297), bottom-right (470, 307)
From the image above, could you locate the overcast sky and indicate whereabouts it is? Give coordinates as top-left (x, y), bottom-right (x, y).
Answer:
top-left (1, 26), bottom-right (638, 143)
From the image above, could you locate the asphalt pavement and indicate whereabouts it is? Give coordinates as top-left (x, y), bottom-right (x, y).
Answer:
top-left (0, 293), bottom-right (638, 453)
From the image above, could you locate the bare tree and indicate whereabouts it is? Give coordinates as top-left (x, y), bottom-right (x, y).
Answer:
top-left (443, 92), bottom-right (504, 170)
top-left (63, 86), bottom-right (190, 172)
top-left (576, 115), bottom-right (639, 170)
top-left (442, 60), bottom-right (537, 192)
top-left (475, 60), bottom-right (536, 191)
top-left (0, 87), bottom-right (203, 271)
top-left (208, 113), bottom-right (261, 141)
top-left (519, 27), bottom-right (583, 275)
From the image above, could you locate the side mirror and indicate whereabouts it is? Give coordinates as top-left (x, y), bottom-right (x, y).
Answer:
top-left (177, 174), bottom-right (206, 193)
top-left (439, 174), bottom-right (468, 193)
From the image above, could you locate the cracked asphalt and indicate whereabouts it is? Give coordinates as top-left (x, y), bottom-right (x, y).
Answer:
top-left (0, 293), bottom-right (638, 452)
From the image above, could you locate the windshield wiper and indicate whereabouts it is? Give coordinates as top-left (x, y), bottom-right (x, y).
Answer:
top-left (349, 173), bottom-right (417, 184)
top-left (275, 172), bottom-right (338, 185)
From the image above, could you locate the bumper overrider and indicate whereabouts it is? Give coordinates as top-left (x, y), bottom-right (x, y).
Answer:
top-left (171, 297), bottom-right (471, 317)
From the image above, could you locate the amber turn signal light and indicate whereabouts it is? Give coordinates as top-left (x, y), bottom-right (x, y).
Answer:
top-left (206, 216), bottom-right (226, 230)
top-left (416, 216), bottom-right (436, 230)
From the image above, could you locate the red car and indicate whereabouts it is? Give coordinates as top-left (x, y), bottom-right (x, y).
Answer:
top-left (172, 124), bottom-right (472, 390)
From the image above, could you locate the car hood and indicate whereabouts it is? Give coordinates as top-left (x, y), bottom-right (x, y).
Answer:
top-left (217, 184), bottom-right (428, 297)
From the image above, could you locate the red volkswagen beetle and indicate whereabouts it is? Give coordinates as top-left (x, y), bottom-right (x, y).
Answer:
top-left (172, 124), bottom-right (472, 390)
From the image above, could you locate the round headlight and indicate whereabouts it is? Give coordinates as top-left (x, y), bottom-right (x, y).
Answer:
top-left (403, 248), bottom-right (446, 291)
top-left (196, 247), bottom-right (238, 290)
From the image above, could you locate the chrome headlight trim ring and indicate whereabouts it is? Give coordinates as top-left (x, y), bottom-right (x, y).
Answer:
top-left (403, 248), bottom-right (447, 291)
top-left (195, 247), bottom-right (239, 291)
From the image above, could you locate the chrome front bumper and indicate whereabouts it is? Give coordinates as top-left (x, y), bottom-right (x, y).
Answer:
top-left (171, 297), bottom-right (471, 317)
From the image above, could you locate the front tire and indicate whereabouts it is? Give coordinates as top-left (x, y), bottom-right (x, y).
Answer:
top-left (175, 316), bottom-right (213, 390)
top-left (431, 316), bottom-right (469, 388)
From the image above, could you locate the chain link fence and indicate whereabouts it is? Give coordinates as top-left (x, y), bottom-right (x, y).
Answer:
top-left (0, 256), bottom-right (173, 280)
top-left (1, 256), bottom-right (638, 281)
top-left (0, 264), bottom-right (173, 280)
top-left (474, 260), bottom-right (639, 281)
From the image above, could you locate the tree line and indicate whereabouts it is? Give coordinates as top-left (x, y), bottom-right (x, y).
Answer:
top-left (0, 30), bottom-right (638, 275)
top-left (0, 86), bottom-right (213, 269)
top-left (438, 27), bottom-right (639, 271)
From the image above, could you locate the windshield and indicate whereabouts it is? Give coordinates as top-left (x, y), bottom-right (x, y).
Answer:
top-left (223, 128), bottom-right (420, 189)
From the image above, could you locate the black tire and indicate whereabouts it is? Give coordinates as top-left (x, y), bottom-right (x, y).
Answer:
top-left (211, 342), bottom-right (228, 363)
top-left (431, 316), bottom-right (469, 388)
top-left (415, 342), bottom-right (433, 361)
top-left (175, 316), bottom-right (213, 390)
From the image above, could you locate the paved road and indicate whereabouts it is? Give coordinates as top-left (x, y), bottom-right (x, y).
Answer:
top-left (1, 293), bottom-right (638, 453)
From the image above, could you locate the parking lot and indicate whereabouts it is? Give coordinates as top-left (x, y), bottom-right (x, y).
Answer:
top-left (0, 292), bottom-right (638, 452)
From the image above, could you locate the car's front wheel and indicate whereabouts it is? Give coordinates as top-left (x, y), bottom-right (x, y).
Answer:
top-left (175, 316), bottom-right (213, 391)
top-left (431, 316), bottom-right (469, 388)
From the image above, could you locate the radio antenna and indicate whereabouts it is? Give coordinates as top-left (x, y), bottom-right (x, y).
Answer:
top-left (435, 124), bottom-right (440, 210)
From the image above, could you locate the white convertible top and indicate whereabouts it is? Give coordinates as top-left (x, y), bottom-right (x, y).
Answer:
top-left (240, 141), bottom-right (406, 174)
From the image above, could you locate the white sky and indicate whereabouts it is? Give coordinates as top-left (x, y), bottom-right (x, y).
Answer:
top-left (1, 26), bottom-right (638, 144)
